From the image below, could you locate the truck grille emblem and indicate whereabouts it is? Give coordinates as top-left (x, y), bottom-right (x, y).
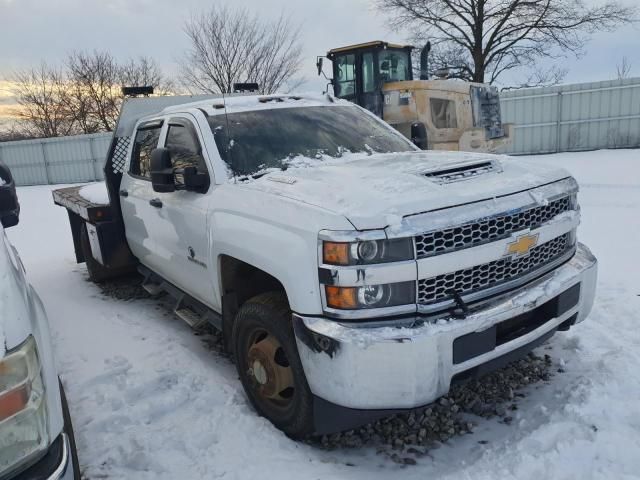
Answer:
top-left (505, 233), bottom-right (539, 258)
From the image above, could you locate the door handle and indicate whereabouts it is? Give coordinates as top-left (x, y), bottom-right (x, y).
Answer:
top-left (119, 189), bottom-right (128, 197)
top-left (149, 198), bottom-right (163, 208)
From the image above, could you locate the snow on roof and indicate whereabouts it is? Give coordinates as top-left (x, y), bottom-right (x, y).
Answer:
top-left (158, 93), bottom-right (351, 117)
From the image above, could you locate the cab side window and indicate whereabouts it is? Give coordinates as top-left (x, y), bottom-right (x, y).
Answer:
top-left (335, 54), bottom-right (356, 98)
top-left (165, 122), bottom-right (208, 187)
top-left (130, 125), bottom-right (162, 179)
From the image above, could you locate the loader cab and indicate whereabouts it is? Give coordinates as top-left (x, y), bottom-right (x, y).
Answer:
top-left (327, 41), bottom-right (414, 117)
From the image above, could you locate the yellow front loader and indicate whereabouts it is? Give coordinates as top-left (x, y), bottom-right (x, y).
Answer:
top-left (318, 41), bottom-right (513, 153)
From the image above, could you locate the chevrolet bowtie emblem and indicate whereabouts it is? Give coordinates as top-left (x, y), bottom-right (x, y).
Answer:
top-left (505, 233), bottom-right (539, 257)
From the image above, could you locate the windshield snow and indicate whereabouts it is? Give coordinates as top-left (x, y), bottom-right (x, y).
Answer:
top-left (207, 105), bottom-right (414, 177)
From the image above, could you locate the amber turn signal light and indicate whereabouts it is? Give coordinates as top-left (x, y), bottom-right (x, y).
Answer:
top-left (323, 242), bottom-right (350, 265)
top-left (325, 285), bottom-right (358, 309)
top-left (0, 384), bottom-right (30, 422)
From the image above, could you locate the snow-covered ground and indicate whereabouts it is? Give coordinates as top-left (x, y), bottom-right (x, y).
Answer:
top-left (6, 148), bottom-right (640, 479)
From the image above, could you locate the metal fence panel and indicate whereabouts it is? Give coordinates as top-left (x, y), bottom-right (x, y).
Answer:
top-left (500, 77), bottom-right (640, 155)
top-left (0, 132), bottom-right (111, 186)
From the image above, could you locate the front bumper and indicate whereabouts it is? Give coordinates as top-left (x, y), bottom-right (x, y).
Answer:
top-left (294, 243), bottom-right (597, 424)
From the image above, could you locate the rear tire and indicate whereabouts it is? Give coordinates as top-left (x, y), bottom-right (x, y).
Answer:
top-left (233, 292), bottom-right (314, 438)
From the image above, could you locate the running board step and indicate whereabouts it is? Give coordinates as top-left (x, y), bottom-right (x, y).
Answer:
top-left (175, 306), bottom-right (208, 330)
top-left (137, 265), bottom-right (224, 332)
top-left (142, 281), bottom-right (164, 296)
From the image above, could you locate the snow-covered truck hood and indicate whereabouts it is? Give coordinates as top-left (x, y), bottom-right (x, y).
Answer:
top-left (240, 151), bottom-right (572, 230)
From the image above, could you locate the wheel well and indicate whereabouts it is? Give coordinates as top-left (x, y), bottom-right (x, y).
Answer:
top-left (219, 255), bottom-right (288, 345)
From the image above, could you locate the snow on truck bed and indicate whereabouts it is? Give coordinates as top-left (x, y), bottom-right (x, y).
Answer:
top-left (6, 148), bottom-right (640, 479)
top-left (78, 182), bottom-right (109, 205)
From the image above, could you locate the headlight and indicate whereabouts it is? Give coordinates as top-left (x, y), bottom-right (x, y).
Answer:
top-left (0, 336), bottom-right (49, 478)
top-left (325, 281), bottom-right (416, 310)
top-left (323, 238), bottom-right (414, 265)
top-left (569, 193), bottom-right (579, 210)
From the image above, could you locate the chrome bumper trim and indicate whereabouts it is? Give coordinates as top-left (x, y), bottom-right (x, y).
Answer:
top-left (48, 433), bottom-right (70, 480)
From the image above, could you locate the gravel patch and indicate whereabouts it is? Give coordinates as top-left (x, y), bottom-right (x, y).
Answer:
top-left (93, 273), bottom-right (151, 301)
top-left (95, 272), bottom-right (556, 463)
top-left (312, 352), bottom-right (555, 464)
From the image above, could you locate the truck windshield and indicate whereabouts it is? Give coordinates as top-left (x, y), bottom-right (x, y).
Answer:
top-left (207, 105), bottom-right (414, 177)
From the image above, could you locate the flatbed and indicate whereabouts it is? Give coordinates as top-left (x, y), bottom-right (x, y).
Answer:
top-left (52, 186), bottom-right (111, 223)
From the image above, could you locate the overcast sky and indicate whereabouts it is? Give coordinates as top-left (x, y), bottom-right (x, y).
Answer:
top-left (0, 0), bottom-right (638, 96)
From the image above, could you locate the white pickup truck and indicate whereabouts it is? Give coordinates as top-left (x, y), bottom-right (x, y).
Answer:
top-left (53, 93), bottom-right (597, 438)
top-left (1, 162), bottom-right (79, 479)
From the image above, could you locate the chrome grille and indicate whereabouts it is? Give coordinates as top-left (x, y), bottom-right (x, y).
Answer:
top-left (415, 196), bottom-right (571, 259)
top-left (418, 234), bottom-right (571, 305)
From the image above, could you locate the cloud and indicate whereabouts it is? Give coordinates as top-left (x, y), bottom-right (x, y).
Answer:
top-left (0, 0), bottom-right (636, 94)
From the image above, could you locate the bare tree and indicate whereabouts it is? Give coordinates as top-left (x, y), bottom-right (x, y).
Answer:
top-left (180, 6), bottom-right (304, 94)
top-left (616, 56), bottom-right (632, 79)
top-left (9, 52), bottom-right (175, 137)
top-left (66, 51), bottom-right (123, 131)
top-left (378, 0), bottom-right (637, 86)
top-left (119, 56), bottom-right (176, 95)
top-left (10, 64), bottom-right (76, 138)
top-left (67, 51), bottom-right (176, 132)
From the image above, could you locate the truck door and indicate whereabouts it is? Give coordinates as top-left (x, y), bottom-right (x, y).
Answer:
top-left (333, 53), bottom-right (357, 102)
top-left (359, 52), bottom-right (383, 117)
top-left (333, 51), bottom-right (383, 117)
top-left (120, 119), bottom-right (164, 272)
top-left (152, 114), bottom-right (215, 307)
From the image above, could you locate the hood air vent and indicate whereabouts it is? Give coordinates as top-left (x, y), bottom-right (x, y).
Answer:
top-left (422, 160), bottom-right (500, 184)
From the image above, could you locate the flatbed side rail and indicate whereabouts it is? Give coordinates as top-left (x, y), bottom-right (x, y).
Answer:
top-left (52, 186), bottom-right (112, 223)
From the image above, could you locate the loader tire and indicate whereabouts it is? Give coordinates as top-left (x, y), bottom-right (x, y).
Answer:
top-left (233, 292), bottom-right (314, 439)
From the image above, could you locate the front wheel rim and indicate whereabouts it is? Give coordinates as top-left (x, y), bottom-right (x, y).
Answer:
top-left (246, 329), bottom-right (295, 409)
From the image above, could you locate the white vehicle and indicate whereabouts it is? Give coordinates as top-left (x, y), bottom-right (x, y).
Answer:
top-left (53, 93), bottom-right (597, 438)
top-left (0, 162), bottom-right (79, 479)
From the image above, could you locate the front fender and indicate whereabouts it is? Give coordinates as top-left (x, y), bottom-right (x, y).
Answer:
top-left (209, 191), bottom-right (353, 314)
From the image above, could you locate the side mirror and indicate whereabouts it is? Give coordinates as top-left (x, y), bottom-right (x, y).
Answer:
top-left (150, 148), bottom-right (175, 193)
top-left (316, 57), bottom-right (323, 76)
top-left (0, 163), bottom-right (20, 228)
top-left (411, 122), bottom-right (429, 150)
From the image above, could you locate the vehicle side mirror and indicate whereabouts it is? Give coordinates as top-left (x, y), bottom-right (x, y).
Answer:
top-left (316, 57), bottom-right (323, 76)
top-left (411, 122), bottom-right (429, 150)
top-left (150, 148), bottom-right (176, 193)
top-left (0, 163), bottom-right (20, 228)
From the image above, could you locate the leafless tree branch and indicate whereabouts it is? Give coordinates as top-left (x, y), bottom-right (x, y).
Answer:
top-left (179, 6), bottom-right (304, 94)
top-left (616, 56), bottom-right (632, 79)
top-left (377, 0), bottom-right (638, 85)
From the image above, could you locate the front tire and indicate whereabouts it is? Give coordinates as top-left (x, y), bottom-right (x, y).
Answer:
top-left (232, 292), bottom-right (314, 438)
